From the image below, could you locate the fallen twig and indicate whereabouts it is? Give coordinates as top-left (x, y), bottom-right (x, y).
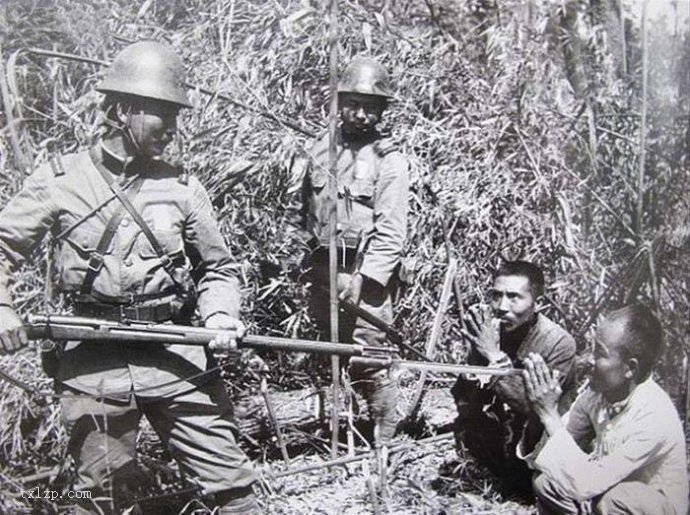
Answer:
top-left (271, 432), bottom-right (453, 479)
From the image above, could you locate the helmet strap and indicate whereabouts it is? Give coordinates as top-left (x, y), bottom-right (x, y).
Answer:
top-left (123, 105), bottom-right (145, 157)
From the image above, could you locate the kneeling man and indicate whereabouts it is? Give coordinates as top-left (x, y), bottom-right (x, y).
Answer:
top-left (522, 304), bottom-right (688, 515)
top-left (451, 260), bottom-right (577, 499)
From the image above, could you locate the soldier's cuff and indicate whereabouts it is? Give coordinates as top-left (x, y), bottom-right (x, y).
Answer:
top-left (204, 310), bottom-right (236, 323)
top-left (358, 264), bottom-right (390, 288)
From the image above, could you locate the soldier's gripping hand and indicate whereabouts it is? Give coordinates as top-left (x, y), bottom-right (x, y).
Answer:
top-left (0, 306), bottom-right (28, 354)
top-left (206, 313), bottom-right (246, 353)
top-left (338, 272), bottom-right (364, 305)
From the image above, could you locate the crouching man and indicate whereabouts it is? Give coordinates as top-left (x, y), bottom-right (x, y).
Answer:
top-left (451, 260), bottom-right (577, 499)
top-left (521, 304), bottom-right (688, 515)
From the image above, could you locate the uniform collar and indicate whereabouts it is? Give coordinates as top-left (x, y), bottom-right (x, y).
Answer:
top-left (98, 140), bottom-right (147, 176)
top-left (340, 128), bottom-right (380, 149)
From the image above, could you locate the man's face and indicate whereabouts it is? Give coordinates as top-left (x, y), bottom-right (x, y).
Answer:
top-left (339, 93), bottom-right (386, 135)
top-left (590, 318), bottom-right (633, 401)
top-left (489, 275), bottom-right (536, 332)
top-left (120, 98), bottom-right (180, 159)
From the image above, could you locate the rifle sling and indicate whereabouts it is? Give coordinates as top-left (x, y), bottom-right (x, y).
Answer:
top-left (54, 174), bottom-right (140, 242)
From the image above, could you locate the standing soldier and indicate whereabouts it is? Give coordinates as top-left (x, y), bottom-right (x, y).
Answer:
top-left (285, 57), bottom-right (409, 444)
top-left (0, 41), bottom-right (258, 514)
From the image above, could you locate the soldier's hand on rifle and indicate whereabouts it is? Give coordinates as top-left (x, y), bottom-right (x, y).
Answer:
top-left (0, 305), bottom-right (28, 354)
top-left (206, 313), bottom-right (246, 353)
top-left (462, 304), bottom-right (502, 363)
top-left (339, 272), bottom-right (363, 305)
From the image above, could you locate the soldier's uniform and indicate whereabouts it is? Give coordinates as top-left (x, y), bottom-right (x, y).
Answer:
top-left (286, 129), bottom-right (409, 440)
top-left (0, 142), bottom-right (256, 509)
top-left (0, 39), bottom-right (260, 512)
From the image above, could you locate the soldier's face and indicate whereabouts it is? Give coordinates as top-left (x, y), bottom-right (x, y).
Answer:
top-left (339, 93), bottom-right (386, 135)
top-left (119, 99), bottom-right (180, 159)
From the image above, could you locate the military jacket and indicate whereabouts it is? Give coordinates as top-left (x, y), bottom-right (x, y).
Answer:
top-left (0, 143), bottom-right (241, 397)
top-left (286, 132), bottom-right (409, 287)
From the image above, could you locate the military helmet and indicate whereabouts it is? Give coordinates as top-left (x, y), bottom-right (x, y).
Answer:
top-left (338, 57), bottom-right (394, 99)
top-left (97, 41), bottom-right (192, 108)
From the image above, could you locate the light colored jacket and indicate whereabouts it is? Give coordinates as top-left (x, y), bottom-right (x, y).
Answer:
top-left (286, 132), bottom-right (409, 287)
top-left (0, 144), bottom-right (241, 397)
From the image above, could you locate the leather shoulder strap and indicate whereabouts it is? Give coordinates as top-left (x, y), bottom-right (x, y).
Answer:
top-left (80, 177), bottom-right (144, 295)
top-left (88, 148), bottom-right (182, 287)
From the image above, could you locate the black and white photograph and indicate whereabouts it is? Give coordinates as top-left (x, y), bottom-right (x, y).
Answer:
top-left (0, 0), bottom-right (688, 513)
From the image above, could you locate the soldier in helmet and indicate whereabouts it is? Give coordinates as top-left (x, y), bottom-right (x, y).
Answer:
top-left (0, 41), bottom-right (258, 513)
top-left (285, 57), bottom-right (409, 444)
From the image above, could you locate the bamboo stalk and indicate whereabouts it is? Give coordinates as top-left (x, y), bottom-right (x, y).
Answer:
top-left (260, 378), bottom-right (291, 465)
top-left (682, 354), bottom-right (689, 434)
top-left (442, 216), bottom-right (464, 321)
top-left (406, 258), bottom-right (457, 420)
top-left (327, 0), bottom-right (341, 460)
top-left (378, 443), bottom-right (389, 501)
top-left (636, 0), bottom-right (648, 234)
top-left (0, 45), bottom-right (31, 173)
top-left (363, 459), bottom-right (381, 515)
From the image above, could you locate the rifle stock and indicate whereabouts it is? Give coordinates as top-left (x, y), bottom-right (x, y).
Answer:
top-left (25, 314), bottom-right (393, 359)
top-left (338, 299), bottom-right (430, 361)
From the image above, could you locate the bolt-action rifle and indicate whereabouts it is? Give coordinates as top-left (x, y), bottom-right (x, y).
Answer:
top-left (23, 315), bottom-right (521, 377)
top-left (25, 314), bottom-right (394, 360)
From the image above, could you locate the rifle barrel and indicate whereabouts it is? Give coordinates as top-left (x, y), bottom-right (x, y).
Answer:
top-left (349, 356), bottom-right (520, 377)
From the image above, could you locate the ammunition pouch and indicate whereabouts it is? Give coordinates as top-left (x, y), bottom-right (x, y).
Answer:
top-left (40, 341), bottom-right (63, 379)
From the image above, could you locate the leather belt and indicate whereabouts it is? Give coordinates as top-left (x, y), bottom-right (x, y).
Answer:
top-left (73, 301), bottom-right (176, 322)
top-left (311, 245), bottom-right (359, 268)
top-left (71, 287), bottom-right (179, 305)
top-left (313, 236), bottom-right (360, 250)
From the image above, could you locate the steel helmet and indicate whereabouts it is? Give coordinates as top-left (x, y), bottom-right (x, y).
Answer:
top-left (338, 57), bottom-right (394, 99)
top-left (97, 41), bottom-right (192, 108)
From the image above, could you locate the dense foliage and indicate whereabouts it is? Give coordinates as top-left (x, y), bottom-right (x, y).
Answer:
top-left (0, 0), bottom-right (687, 513)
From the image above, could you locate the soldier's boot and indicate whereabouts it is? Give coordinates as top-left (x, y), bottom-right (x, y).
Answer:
top-left (366, 372), bottom-right (398, 445)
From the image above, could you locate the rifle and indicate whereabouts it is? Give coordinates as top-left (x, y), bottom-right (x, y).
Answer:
top-left (24, 314), bottom-right (395, 360)
top-left (349, 356), bottom-right (521, 377)
top-left (338, 298), bottom-right (429, 362)
top-left (23, 315), bottom-right (521, 378)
